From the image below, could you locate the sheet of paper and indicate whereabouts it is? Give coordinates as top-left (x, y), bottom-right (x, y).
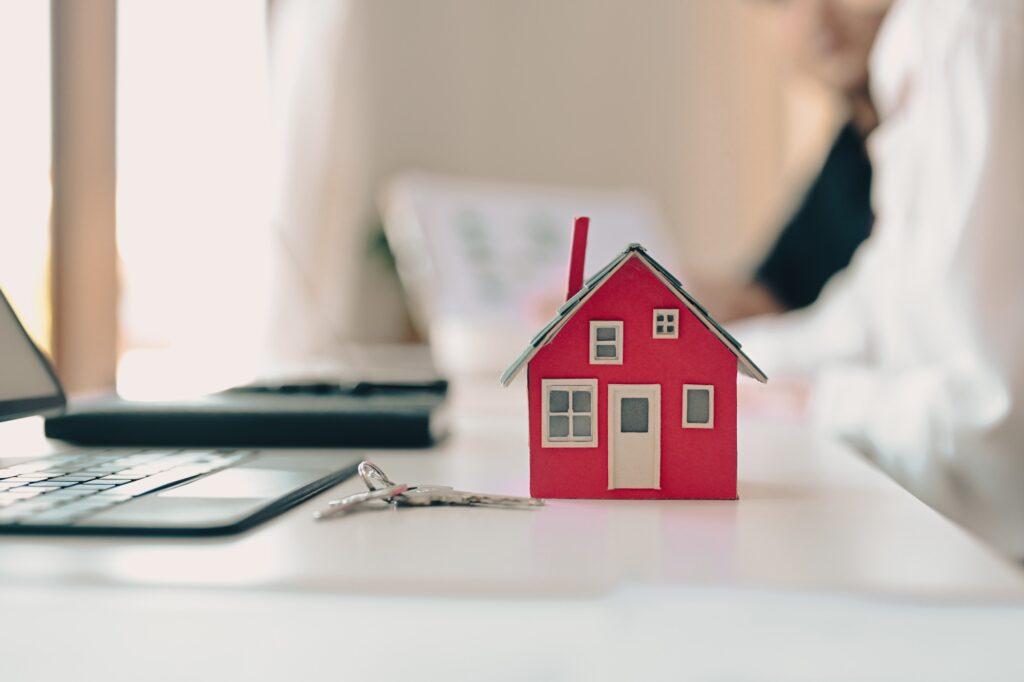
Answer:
top-left (381, 173), bottom-right (679, 373)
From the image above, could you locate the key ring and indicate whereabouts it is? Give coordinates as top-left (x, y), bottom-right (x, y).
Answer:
top-left (358, 461), bottom-right (396, 491)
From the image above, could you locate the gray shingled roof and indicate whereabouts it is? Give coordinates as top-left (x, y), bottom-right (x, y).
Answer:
top-left (499, 243), bottom-right (768, 386)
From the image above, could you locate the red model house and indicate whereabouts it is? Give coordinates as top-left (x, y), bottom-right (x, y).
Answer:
top-left (500, 217), bottom-right (767, 500)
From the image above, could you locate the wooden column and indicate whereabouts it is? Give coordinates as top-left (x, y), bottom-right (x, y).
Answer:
top-left (50, 0), bottom-right (118, 393)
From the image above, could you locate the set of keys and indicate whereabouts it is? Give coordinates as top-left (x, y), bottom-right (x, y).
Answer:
top-left (314, 461), bottom-right (545, 520)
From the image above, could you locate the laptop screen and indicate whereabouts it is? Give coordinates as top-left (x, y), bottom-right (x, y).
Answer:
top-left (0, 289), bottom-right (64, 422)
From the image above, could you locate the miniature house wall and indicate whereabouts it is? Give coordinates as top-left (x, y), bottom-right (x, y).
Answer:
top-left (501, 218), bottom-right (766, 500)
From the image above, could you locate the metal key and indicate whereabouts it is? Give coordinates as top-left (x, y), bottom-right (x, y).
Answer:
top-left (394, 488), bottom-right (544, 509)
top-left (313, 483), bottom-right (409, 520)
top-left (358, 460), bottom-right (543, 509)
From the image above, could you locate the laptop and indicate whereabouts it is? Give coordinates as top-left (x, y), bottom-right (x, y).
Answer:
top-left (0, 288), bottom-right (359, 536)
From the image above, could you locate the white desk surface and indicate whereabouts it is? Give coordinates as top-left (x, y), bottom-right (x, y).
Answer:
top-left (2, 381), bottom-right (1023, 681)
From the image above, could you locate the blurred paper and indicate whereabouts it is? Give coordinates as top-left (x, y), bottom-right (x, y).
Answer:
top-left (381, 173), bottom-right (677, 375)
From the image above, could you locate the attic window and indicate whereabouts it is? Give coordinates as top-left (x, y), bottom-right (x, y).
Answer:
top-left (683, 384), bottom-right (714, 429)
top-left (590, 321), bottom-right (623, 364)
top-left (542, 379), bottom-right (598, 447)
top-left (653, 309), bottom-right (679, 339)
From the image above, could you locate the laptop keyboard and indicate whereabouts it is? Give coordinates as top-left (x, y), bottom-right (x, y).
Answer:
top-left (0, 450), bottom-right (249, 526)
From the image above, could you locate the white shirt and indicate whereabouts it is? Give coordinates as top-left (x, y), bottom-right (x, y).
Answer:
top-left (740, 0), bottom-right (1024, 557)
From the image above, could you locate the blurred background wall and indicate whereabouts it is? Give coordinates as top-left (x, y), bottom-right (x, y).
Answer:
top-left (2, 0), bottom-right (841, 394)
top-left (362, 0), bottom-right (785, 273)
top-left (266, 0), bottom-right (841, 353)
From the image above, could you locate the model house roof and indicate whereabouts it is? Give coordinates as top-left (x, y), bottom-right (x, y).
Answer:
top-left (499, 243), bottom-right (768, 386)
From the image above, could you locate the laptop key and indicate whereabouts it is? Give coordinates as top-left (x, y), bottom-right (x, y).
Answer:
top-left (15, 500), bottom-right (60, 512)
top-left (0, 463), bottom-right (53, 477)
top-left (0, 494), bottom-right (37, 503)
top-left (1, 487), bottom-right (44, 496)
top-left (44, 489), bottom-right (97, 498)
top-left (92, 494), bottom-right (132, 504)
top-left (109, 466), bottom-right (213, 497)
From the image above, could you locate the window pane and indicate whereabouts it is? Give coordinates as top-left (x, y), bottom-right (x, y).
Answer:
top-left (656, 314), bottom-right (664, 322)
top-left (117, 1), bottom-right (272, 397)
top-left (656, 325), bottom-right (665, 334)
top-left (595, 326), bottom-right (616, 341)
top-left (620, 397), bottom-right (649, 433)
top-left (666, 313), bottom-right (675, 322)
top-left (549, 415), bottom-right (570, 438)
top-left (666, 325), bottom-right (675, 334)
top-left (572, 389), bottom-right (591, 413)
top-left (548, 389), bottom-right (569, 413)
top-left (572, 415), bottom-right (592, 438)
top-left (596, 344), bottom-right (617, 358)
top-left (0, 2), bottom-right (51, 352)
top-left (686, 389), bottom-right (711, 424)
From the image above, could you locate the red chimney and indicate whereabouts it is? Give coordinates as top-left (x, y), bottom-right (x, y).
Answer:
top-left (565, 216), bottom-right (589, 300)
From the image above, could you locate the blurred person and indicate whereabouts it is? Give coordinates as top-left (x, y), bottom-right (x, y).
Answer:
top-left (701, 0), bottom-right (887, 321)
top-left (741, 0), bottom-right (1024, 558)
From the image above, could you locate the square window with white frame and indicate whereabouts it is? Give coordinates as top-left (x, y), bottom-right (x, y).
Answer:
top-left (653, 308), bottom-right (679, 339)
top-left (682, 384), bottom-right (714, 428)
top-left (590, 321), bottom-right (623, 364)
top-left (542, 379), bottom-right (598, 447)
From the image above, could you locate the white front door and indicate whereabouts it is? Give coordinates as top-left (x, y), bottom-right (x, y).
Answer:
top-left (608, 384), bottom-right (661, 489)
